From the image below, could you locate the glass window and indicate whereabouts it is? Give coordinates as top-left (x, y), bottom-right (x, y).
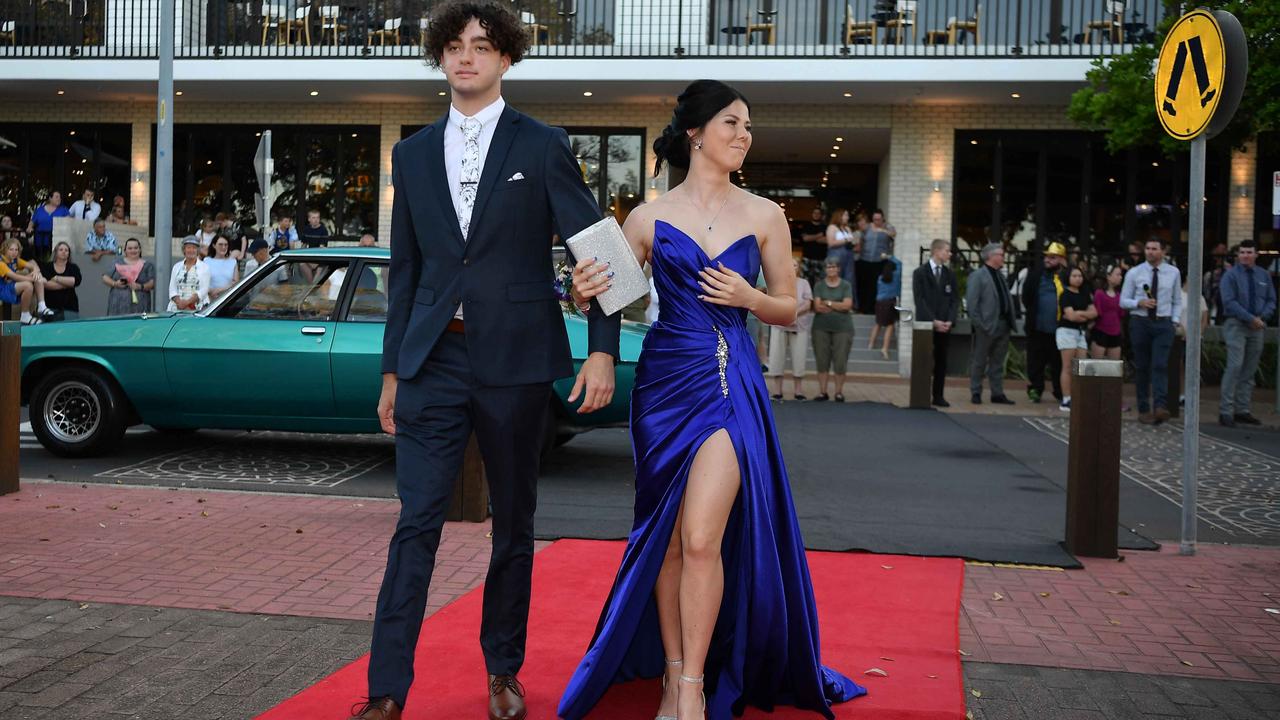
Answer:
top-left (0, 123), bottom-right (131, 230)
top-left (158, 125), bottom-right (378, 239)
top-left (221, 259), bottom-right (348, 320)
top-left (1255, 131), bottom-right (1280, 250)
top-left (343, 263), bottom-right (388, 323)
top-left (952, 133), bottom-right (995, 251)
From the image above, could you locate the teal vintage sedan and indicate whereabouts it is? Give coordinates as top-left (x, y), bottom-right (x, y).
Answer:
top-left (19, 248), bottom-right (647, 458)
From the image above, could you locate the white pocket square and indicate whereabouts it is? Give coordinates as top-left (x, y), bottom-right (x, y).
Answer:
top-left (507, 172), bottom-right (525, 182)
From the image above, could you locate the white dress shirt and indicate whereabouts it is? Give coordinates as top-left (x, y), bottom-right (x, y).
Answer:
top-left (444, 96), bottom-right (505, 320)
top-left (444, 96), bottom-right (506, 236)
top-left (68, 200), bottom-right (101, 222)
top-left (1120, 261), bottom-right (1182, 325)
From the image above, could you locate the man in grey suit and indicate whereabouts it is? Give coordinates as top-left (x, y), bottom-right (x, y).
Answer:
top-left (965, 242), bottom-right (1016, 405)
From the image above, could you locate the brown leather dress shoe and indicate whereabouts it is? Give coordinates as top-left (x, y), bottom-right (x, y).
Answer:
top-left (1138, 412), bottom-right (1155, 425)
top-left (488, 674), bottom-right (527, 720)
top-left (1153, 406), bottom-right (1171, 423)
top-left (348, 696), bottom-right (401, 720)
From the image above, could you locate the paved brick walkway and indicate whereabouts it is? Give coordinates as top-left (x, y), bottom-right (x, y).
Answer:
top-left (2, 481), bottom-right (1279, 718)
top-left (0, 482), bottom-right (516, 621)
top-left (960, 545), bottom-right (1280, 684)
top-left (2, 598), bottom-right (1278, 719)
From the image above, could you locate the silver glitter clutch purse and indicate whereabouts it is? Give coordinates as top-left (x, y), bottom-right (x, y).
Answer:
top-left (564, 216), bottom-right (647, 317)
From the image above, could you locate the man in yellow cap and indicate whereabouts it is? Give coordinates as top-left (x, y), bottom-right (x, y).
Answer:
top-left (1020, 241), bottom-right (1068, 404)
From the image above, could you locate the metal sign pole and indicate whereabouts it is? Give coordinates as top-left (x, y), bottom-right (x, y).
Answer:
top-left (153, 0), bottom-right (175, 311)
top-left (1180, 135), bottom-right (1207, 556)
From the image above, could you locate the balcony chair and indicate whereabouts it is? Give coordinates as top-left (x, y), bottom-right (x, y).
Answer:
top-left (882, 0), bottom-right (916, 45)
top-left (260, 3), bottom-right (289, 45)
top-left (0, 20), bottom-right (14, 47)
top-left (746, 7), bottom-right (777, 46)
top-left (1085, 0), bottom-right (1124, 43)
top-left (844, 4), bottom-right (877, 46)
top-left (320, 5), bottom-right (348, 46)
top-left (925, 4), bottom-right (980, 45)
top-left (286, 5), bottom-right (312, 46)
top-left (520, 11), bottom-right (549, 46)
top-left (369, 17), bottom-right (402, 45)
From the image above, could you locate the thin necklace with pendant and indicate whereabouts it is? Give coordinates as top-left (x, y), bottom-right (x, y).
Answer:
top-left (686, 186), bottom-right (733, 233)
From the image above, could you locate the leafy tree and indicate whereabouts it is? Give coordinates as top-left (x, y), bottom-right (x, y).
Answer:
top-left (1068, 0), bottom-right (1280, 155)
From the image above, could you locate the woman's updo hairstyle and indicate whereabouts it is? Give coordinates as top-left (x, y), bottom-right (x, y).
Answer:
top-left (652, 80), bottom-right (751, 176)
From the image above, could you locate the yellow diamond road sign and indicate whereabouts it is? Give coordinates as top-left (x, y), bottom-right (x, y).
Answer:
top-left (1155, 9), bottom-right (1225, 140)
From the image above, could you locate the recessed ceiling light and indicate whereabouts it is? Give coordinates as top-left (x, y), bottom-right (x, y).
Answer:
top-left (1152, 162), bottom-right (1159, 167)
top-left (829, 153), bottom-right (837, 158)
top-left (842, 92), bottom-right (852, 98)
top-left (835, 137), bottom-right (844, 142)
top-left (821, 183), bottom-right (827, 188)
top-left (970, 140), bottom-right (978, 145)
top-left (175, 91), bottom-right (183, 96)
top-left (833, 145), bottom-right (840, 150)
top-left (1010, 92), bottom-right (1021, 99)
top-left (69, 130), bottom-right (76, 136)
top-left (351, 133), bottom-right (357, 138)
top-left (255, 132), bottom-right (261, 137)
top-left (583, 91), bottom-right (593, 97)
top-left (206, 160), bottom-right (212, 165)
top-left (438, 90), bottom-right (447, 96)
top-left (1108, 177), bottom-right (1116, 183)
top-left (56, 90), bottom-right (65, 95)
top-left (309, 90), bottom-right (319, 96)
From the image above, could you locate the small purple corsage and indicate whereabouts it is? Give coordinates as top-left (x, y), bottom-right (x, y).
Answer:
top-left (553, 261), bottom-right (580, 315)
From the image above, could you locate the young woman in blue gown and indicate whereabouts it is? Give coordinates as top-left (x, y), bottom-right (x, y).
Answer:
top-left (559, 80), bottom-right (866, 720)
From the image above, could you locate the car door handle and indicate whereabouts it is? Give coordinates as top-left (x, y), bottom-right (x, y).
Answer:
top-left (301, 326), bottom-right (327, 336)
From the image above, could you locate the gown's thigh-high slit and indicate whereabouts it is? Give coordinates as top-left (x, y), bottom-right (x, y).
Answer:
top-left (557, 221), bottom-right (864, 720)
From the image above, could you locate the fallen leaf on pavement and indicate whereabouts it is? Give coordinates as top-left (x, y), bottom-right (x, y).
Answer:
top-left (971, 689), bottom-right (982, 698)
top-left (1180, 660), bottom-right (1193, 667)
top-left (97, 523), bottom-right (106, 529)
top-left (78, 603), bottom-right (89, 610)
top-left (958, 649), bottom-right (971, 656)
top-left (45, 505), bottom-right (60, 509)
top-left (1265, 608), bottom-right (1279, 615)
top-left (863, 668), bottom-right (888, 677)
top-left (992, 592), bottom-right (1004, 601)
top-left (879, 657), bottom-right (894, 662)
top-left (296, 529), bottom-right (304, 534)
top-left (200, 511), bottom-right (209, 517)
top-left (1039, 592), bottom-right (1050, 598)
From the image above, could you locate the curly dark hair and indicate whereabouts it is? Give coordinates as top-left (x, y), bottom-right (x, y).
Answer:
top-left (423, 1), bottom-right (531, 69)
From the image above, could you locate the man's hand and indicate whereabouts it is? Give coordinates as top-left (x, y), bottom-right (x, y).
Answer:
top-left (1139, 298), bottom-right (1157, 310)
top-left (933, 319), bottom-right (952, 333)
top-left (377, 374), bottom-right (397, 435)
top-left (568, 352), bottom-right (615, 414)
top-left (1251, 316), bottom-right (1267, 331)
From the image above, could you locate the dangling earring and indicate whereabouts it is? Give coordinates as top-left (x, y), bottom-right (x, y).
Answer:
top-left (693, 140), bottom-right (703, 151)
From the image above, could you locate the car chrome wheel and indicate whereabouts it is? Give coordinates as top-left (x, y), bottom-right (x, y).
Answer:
top-left (42, 380), bottom-right (102, 444)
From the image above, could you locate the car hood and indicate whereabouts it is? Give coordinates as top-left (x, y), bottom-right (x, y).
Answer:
top-left (19, 312), bottom-right (184, 349)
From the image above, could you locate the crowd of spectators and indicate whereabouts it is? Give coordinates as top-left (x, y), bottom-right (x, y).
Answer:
top-left (1, 187), bottom-right (375, 322)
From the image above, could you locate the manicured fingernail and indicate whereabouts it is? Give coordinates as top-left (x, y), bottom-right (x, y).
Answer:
top-left (607, 271), bottom-right (615, 278)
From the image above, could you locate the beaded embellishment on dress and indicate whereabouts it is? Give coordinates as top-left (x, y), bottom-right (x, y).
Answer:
top-left (714, 326), bottom-right (729, 398)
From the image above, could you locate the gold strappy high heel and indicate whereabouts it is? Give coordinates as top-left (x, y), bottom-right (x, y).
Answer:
top-left (655, 658), bottom-right (683, 720)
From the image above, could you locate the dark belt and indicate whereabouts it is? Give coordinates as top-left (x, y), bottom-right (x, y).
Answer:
top-left (445, 318), bottom-right (465, 334)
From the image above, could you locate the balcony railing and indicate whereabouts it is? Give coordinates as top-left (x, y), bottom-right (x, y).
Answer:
top-left (0, 0), bottom-right (1166, 60)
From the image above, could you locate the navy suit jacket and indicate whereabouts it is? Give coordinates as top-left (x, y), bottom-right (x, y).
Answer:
top-left (382, 105), bottom-right (622, 385)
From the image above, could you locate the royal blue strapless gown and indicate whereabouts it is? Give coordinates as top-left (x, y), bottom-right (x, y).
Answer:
top-left (557, 221), bottom-right (866, 719)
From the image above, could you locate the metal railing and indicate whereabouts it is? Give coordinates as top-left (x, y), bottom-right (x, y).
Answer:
top-left (0, 0), bottom-right (1167, 59)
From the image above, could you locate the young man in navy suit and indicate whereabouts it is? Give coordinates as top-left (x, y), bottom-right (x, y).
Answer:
top-left (350, 3), bottom-right (620, 719)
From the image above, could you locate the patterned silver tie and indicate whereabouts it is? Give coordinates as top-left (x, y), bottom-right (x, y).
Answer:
top-left (458, 117), bottom-right (482, 239)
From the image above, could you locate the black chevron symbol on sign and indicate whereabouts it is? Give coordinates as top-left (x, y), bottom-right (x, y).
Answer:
top-left (1162, 35), bottom-right (1217, 117)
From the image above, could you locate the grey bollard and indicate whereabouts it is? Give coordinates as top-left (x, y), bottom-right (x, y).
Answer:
top-left (909, 320), bottom-right (934, 409)
top-left (1065, 359), bottom-right (1124, 558)
top-left (1, 322), bottom-right (20, 495)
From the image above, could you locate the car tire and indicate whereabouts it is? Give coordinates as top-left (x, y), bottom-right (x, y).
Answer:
top-left (29, 366), bottom-right (129, 458)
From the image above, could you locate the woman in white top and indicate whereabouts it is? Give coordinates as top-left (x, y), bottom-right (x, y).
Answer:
top-left (168, 237), bottom-right (211, 311)
top-left (825, 208), bottom-right (857, 305)
top-left (767, 258), bottom-right (815, 401)
top-left (202, 235), bottom-right (240, 301)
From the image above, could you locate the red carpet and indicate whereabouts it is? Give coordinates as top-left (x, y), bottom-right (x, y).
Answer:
top-left (258, 540), bottom-right (965, 719)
